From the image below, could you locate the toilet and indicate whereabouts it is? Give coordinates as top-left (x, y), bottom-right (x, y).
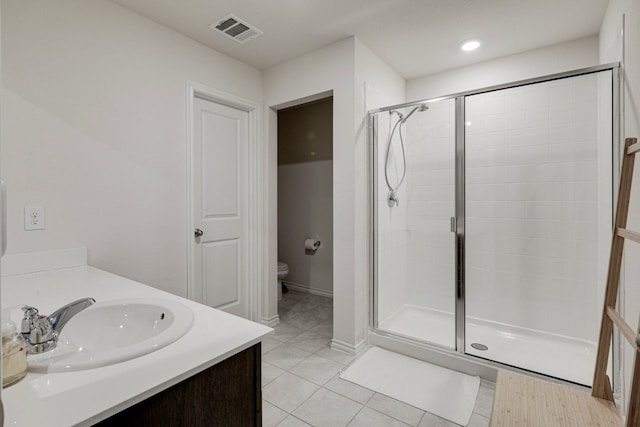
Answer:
top-left (277, 261), bottom-right (289, 301)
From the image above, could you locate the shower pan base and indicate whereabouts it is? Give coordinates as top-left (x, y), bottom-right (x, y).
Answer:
top-left (378, 305), bottom-right (596, 385)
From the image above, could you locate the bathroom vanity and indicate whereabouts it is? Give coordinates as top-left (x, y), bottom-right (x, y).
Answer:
top-left (95, 344), bottom-right (262, 426)
top-left (1, 248), bottom-right (271, 426)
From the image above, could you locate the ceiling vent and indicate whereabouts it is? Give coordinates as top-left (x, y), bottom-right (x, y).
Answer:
top-left (210, 14), bottom-right (263, 44)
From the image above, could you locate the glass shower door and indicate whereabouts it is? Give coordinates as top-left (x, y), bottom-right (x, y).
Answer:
top-left (373, 98), bottom-right (457, 349)
top-left (464, 71), bottom-right (613, 385)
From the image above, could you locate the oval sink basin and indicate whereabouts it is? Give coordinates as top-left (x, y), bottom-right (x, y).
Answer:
top-left (27, 298), bottom-right (194, 372)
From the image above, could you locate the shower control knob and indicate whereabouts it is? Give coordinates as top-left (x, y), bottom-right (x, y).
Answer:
top-left (387, 190), bottom-right (399, 208)
top-left (194, 228), bottom-right (204, 238)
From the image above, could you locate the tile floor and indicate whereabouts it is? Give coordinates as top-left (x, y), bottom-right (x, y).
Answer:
top-left (262, 289), bottom-right (494, 427)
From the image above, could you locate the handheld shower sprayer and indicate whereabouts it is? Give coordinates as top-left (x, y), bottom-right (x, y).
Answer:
top-left (384, 103), bottom-right (429, 207)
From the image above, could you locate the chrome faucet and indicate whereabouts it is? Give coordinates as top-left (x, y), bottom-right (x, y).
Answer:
top-left (21, 298), bottom-right (96, 354)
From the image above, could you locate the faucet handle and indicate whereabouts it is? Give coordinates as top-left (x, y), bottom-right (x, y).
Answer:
top-left (21, 305), bottom-right (55, 349)
top-left (22, 305), bottom-right (39, 316)
top-left (21, 305), bottom-right (40, 334)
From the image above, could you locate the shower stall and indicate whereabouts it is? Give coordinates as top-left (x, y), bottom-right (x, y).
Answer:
top-left (370, 64), bottom-right (619, 386)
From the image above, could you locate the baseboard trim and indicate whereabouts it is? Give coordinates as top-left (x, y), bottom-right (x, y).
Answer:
top-left (283, 281), bottom-right (333, 298)
top-left (331, 338), bottom-right (367, 356)
top-left (262, 314), bottom-right (280, 328)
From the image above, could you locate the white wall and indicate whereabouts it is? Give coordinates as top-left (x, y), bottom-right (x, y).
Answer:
top-left (278, 160), bottom-right (333, 295)
top-left (264, 37), bottom-right (404, 352)
top-left (407, 36), bottom-right (599, 102)
top-left (600, 0), bottom-right (640, 414)
top-left (264, 38), bottom-right (357, 346)
top-left (360, 49), bottom-right (408, 328)
top-left (355, 39), bottom-right (405, 347)
top-left (1, 0), bottom-right (262, 297)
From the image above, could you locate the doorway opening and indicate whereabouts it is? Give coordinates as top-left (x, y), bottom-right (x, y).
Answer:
top-left (276, 97), bottom-right (334, 335)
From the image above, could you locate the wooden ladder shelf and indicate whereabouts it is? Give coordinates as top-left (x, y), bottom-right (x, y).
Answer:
top-left (489, 137), bottom-right (640, 427)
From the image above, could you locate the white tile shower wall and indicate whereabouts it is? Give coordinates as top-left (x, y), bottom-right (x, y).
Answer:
top-left (376, 113), bottom-right (408, 323)
top-left (464, 74), bottom-right (608, 341)
top-left (278, 160), bottom-right (333, 295)
top-left (404, 99), bottom-right (456, 314)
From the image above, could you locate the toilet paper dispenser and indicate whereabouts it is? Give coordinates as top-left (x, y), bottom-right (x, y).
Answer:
top-left (304, 238), bottom-right (321, 254)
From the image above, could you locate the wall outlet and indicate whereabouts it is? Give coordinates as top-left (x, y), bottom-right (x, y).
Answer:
top-left (24, 206), bottom-right (45, 230)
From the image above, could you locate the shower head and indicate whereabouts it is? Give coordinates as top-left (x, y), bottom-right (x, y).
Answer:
top-left (401, 103), bottom-right (429, 123)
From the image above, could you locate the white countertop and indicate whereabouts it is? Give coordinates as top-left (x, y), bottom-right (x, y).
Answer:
top-left (1, 264), bottom-right (272, 426)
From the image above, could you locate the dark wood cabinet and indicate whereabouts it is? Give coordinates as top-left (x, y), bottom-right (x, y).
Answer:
top-left (95, 343), bottom-right (262, 427)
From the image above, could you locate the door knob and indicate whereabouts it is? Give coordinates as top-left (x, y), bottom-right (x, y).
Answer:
top-left (194, 228), bottom-right (204, 238)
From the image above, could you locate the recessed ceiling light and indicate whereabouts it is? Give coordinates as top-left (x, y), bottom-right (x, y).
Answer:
top-left (460, 40), bottom-right (481, 52)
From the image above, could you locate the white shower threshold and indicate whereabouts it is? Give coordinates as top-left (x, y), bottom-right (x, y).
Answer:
top-left (378, 305), bottom-right (597, 385)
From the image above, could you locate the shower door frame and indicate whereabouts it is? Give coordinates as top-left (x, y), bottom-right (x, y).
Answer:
top-left (369, 62), bottom-right (622, 385)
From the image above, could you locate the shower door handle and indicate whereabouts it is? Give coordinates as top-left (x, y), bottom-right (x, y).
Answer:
top-left (450, 217), bottom-right (457, 233)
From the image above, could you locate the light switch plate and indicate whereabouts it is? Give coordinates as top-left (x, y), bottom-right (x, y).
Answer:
top-left (25, 206), bottom-right (45, 230)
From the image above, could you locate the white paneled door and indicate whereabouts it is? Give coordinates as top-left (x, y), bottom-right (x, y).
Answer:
top-left (192, 96), bottom-right (249, 318)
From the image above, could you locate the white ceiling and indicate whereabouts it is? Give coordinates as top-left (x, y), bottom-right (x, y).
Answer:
top-left (110, 0), bottom-right (609, 80)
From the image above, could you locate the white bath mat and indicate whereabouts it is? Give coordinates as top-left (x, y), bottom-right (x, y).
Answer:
top-left (340, 347), bottom-right (480, 426)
